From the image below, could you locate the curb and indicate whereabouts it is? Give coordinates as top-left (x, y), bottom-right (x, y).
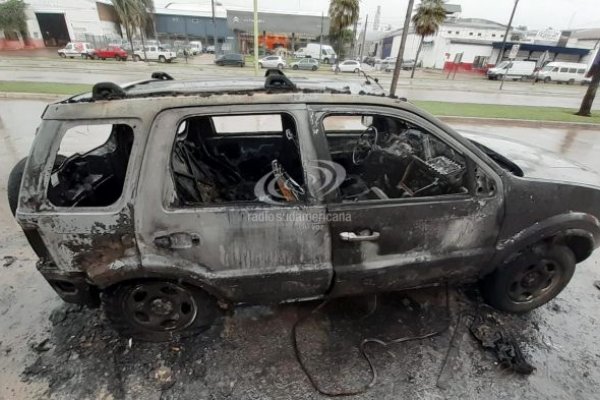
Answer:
top-left (438, 115), bottom-right (600, 129)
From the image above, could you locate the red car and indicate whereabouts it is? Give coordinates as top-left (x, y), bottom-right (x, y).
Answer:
top-left (94, 46), bottom-right (128, 61)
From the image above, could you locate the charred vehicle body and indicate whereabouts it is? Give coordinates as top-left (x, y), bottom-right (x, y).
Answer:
top-left (8, 71), bottom-right (600, 341)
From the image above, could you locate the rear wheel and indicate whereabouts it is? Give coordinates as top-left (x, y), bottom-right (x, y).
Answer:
top-left (482, 244), bottom-right (575, 313)
top-left (544, 76), bottom-right (551, 83)
top-left (354, 68), bottom-right (360, 73)
top-left (293, 64), bottom-right (299, 70)
top-left (311, 65), bottom-right (317, 71)
top-left (102, 280), bottom-right (219, 342)
top-left (277, 63), bottom-right (283, 69)
top-left (159, 55), bottom-right (166, 63)
top-left (59, 53), bottom-right (66, 58)
top-left (114, 56), bottom-right (121, 61)
top-left (133, 54), bottom-right (142, 62)
top-left (568, 79), bottom-right (575, 85)
top-left (258, 62), bottom-right (263, 68)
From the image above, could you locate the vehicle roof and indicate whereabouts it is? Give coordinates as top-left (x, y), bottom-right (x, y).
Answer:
top-left (43, 74), bottom-right (401, 120)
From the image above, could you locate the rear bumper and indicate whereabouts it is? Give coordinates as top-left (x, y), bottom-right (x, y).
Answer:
top-left (37, 259), bottom-right (100, 307)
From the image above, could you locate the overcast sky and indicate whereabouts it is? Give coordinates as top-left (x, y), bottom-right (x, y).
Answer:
top-left (157, 0), bottom-right (600, 31)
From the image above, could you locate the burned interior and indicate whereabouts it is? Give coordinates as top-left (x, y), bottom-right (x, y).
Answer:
top-left (323, 114), bottom-right (468, 201)
top-left (171, 113), bottom-right (305, 205)
top-left (47, 124), bottom-right (134, 207)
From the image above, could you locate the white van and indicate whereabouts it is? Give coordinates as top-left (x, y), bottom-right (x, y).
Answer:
top-left (487, 61), bottom-right (536, 80)
top-left (303, 43), bottom-right (337, 64)
top-left (536, 62), bottom-right (588, 84)
top-left (188, 41), bottom-right (203, 55)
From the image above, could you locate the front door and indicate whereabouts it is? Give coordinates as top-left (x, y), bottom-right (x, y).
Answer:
top-left (308, 105), bottom-right (503, 297)
top-left (136, 104), bottom-right (332, 303)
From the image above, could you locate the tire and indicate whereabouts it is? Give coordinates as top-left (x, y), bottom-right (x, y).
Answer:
top-left (544, 77), bottom-right (551, 83)
top-left (293, 65), bottom-right (299, 70)
top-left (258, 62), bottom-right (263, 68)
top-left (59, 53), bottom-right (66, 58)
top-left (134, 55), bottom-right (142, 62)
top-left (159, 55), bottom-right (166, 63)
top-left (354, 68), bottom-right (360, 73)
top-left (114, 56), bottom-right (121, 61)
top-left (324, 58), bottom-right (330, 64)
top-left (102, 280), bottom-right (219, 342)
top-left (311, 65), bottom-right (317, 71)
top-left (277, 63), bottom-right (283, 69)
top-left (481, 244), bottom-right (576, 313)
top-left (568, 79), bottom-right (575, 85)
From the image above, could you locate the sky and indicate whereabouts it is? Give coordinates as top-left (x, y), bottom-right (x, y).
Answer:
top-left (155, 0), bottom-right (600, 31)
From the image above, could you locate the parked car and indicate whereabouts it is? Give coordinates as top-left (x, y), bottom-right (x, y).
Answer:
top-left (401, 59), bottom-right (416, 70)
top-left (133, 46), bottom-right (177, 63)
top-left (333, 60), bottom-right (362, 73)
top-left (94, 46), bottom-right (128, 61)
top-left (215, 53), bottom-right (245, 67)
top-left (290, 58), bottom-right (320, 71)
top-left (57, 42), bottom-right (95, 59)
top-left (206, 45), bottom-right (216, 54)
top-left (487, 61), bottom-right (536, 80)
top-left (535, 62), bottom-right (588, 84)
top-left (8, 70), bottom-right (600, 341)
top-left (258, 55), bottom-right (287, 69)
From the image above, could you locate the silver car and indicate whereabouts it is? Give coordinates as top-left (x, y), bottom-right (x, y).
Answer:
top-left (290, 58), bottom-right (319, 71)
top-left (258, 55), bottom-right (287, 69)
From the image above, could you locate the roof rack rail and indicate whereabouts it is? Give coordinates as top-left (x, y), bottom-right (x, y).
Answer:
top-left (151, 72), bottom-right (174, 80)
top-left (92, 82), bottom-right (126, 101)
top-left (264, 68), bottom-right (296, 90)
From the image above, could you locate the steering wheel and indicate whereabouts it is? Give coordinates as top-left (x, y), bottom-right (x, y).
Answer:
top-left (352, 126), bottom-right (379, 165)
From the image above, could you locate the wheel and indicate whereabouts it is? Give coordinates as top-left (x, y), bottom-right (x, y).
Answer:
top-left (114, 56), bottom-right (121, 61)
top-left (568, 79), bottom-right (575, 85)
top-left (311, 65), bottom-right (317, 71)
top-left (240, 63), bottom-right (244, 67)
top-left (354, 68), bottom-right (360, 73)
top-left (277, 63), bottom-right (283, 69)
top-left (134, 55), bottom-right (142, 62)
top-left (481, 244), bottom-right (576, 313)
top-left (258, 62), bottom-right (263, 68)
top-left (293, 64), bottom-right (299, 70)
top-left (101, 57), bottom-right (106, 61)
top-left (59, 53), bottom-right (66, 58)
top-left (159, 55), bottom-right (166, 63)
top-left (81, 54), bottom-right (86, 59)
top-left (324, 58), bottom-right (330, 64)
top-left (102, 280), bottom-right (219, 342)
top-left (544, 77), bottom-right (551, 83)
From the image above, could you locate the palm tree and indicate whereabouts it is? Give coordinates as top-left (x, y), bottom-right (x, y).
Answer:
top-left (410, 0), bottom-right (446, 78)
top-left (328, 0), bottom-right (360, 62)
top-left (111, 0), bottom-right (154, 60)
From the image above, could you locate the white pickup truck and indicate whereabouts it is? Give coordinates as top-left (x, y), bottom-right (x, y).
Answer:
top-left (133, 45), bottom-right (177, 63)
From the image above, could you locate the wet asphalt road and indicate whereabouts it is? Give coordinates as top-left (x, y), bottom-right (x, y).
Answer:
top-left (1, 99), bottom-right (600, 399)
top-left (1, 55), bottom-right (598, 110)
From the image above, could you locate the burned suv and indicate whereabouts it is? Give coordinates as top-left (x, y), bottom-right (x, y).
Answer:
top-left (8, 71), bottom-right (600, 341)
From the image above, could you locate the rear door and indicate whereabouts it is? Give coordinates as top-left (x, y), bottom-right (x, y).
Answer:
top-left (308, 104), bottom-right (503, 297)
top-left (135, 104), bottom-right (332, 303)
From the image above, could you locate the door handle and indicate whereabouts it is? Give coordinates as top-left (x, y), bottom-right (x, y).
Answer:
top-left (339, 230), bottom-right (380, 242)
top-left (153, 232), bottom-right (200, 249)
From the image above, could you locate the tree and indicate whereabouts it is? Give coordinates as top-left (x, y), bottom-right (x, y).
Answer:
top-left (110, 0), bottom-right (154, 60)
top-left (328, 0), bottom-right (360, 62)
top-left (0, 0), bottom-right (28, 41)
top-left (576, 51), bottom-right (600, 117)
top-left (410, 0), bottom-right (446, 78)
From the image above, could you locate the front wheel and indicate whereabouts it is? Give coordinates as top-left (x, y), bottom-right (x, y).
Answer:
top-left (481, 244), bottom-right (575, 313)
top-left (544, 77), bottom-right (551, 83)
top-left (293, 65), bottom-right (299, 70)
top-left (277, 63), bottom-right (283, 69)
top-left (258, 62), bottom-right (263, 68)
top-left (354, 68), bottom-right (360, 73)
top-left (102, 280), bottom-right (219, 342)
top-left (133, 55), bottom-right (142, 62)
top-left (311, 65), bottom-right (317, 71)
top-left (159, 55), bottom-right (166, 63)
top-left (115, 56), bottom-right (121, 61)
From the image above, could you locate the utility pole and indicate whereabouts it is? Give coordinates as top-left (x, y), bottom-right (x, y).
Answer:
top-left (253, 0), bottom-right (259, 75)
top-left (351, 17), bottom-right (359, 57)
top-left (359, 14), bottom-right (368, 60)
top-left (211, 0), bottom-right (218, 56)
top-left (319, 12), bottom-right (324, 62)
top-left (495, 0), bottom-right (520, 65)
top-left (389, 0), bottom-right (415, 97)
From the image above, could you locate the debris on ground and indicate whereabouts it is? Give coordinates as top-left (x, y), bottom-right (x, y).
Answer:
top-left (30, 338), bottom-right (52, 353)
top-left (152, 365), bottom-right (175, 389)
top-left (469, 310), bottom-right (534, 375)
top-left (594, 281), bottom-right (600, 291)
top-left (2, 256), bottom-right (16, 267)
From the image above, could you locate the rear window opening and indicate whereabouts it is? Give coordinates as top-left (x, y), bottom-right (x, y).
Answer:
top-left (47, 124), bottom-right (134, 207)
top-left (170, 113), bottom-right (305, 206)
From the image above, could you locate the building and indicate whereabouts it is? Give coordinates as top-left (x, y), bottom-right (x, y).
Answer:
top-left (0, 0), bottom-right (121, 50)
top-left (153, 6), bottom-right (229, 47)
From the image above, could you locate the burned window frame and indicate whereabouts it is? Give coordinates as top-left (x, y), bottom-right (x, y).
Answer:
top-left (313, 105), bottom-right (496, 205)
top-left (166, 110), bottom-right (312, 209)
top-left (41, 118), bottom-right (140, 212)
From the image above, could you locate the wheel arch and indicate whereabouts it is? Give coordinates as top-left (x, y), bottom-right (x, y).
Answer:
top-left (485, 212), bottom-right (600, 276)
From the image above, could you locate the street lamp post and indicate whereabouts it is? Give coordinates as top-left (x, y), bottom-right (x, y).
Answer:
top-left (211, 0), bottom-right (218, 56)
top-left (389, 0), bottom-right (415, 97)
top-left (253, 0), bottom-right (259, 75)
top-left (495, 0), bottom-right (520, 65)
